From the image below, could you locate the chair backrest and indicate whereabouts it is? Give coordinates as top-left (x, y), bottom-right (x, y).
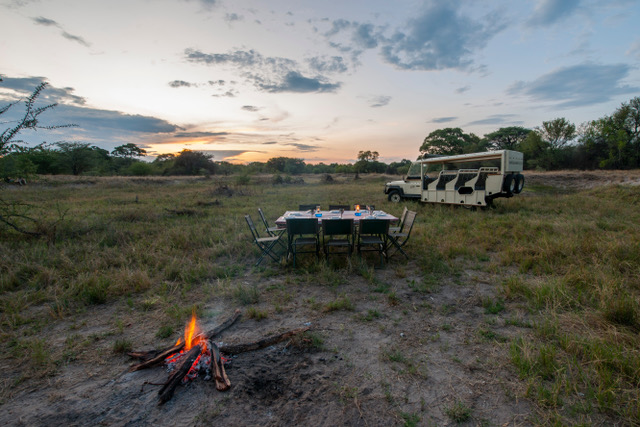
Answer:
top-left (328, 204), bottom-right (350, 210)
top-left (286, 217), bottom-right (319, 236)
top-left (402, 211), bottom-right (417, 236)
top-left (299, 204), bottom-right (319, 211)
top-left (396, 207), bottom-right (409, 232)
top-left (257, 208), bottom-right (270, 230)
top-left (323, 218), bottom-right (353, 236)
top-left (245, 215), bottom-right (260, 240)
top-left (358, 218), bottom-right (389, 235)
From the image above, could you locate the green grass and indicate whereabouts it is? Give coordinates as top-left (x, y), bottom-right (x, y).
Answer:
top-left (1, 174), bottom-right (640, 425)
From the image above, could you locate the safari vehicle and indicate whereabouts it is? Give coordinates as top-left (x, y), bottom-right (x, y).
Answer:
top-left (384, 150), bottom-right (524, 207)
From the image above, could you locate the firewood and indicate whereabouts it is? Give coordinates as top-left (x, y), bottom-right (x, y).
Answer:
top-left (128, 309), bottom-right (241, 370)
top-left (158, 344), bottom-right (202, 405)
top-left (209, 341), bottom-right (231, 391)
top-left (218, 326), bottom-right (309, 355)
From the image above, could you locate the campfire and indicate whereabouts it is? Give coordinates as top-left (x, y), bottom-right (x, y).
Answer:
top-left (126, 309), bottom-right (309, 405)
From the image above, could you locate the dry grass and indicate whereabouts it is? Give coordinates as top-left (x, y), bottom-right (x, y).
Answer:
top-left (1, 171), bottom-right (639, 424)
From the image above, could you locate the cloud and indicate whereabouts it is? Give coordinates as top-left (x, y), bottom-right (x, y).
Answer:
top-left (224, 13), bottom-right (242, 23)
top-left (32, 16), bottom-right (91, 47)
top-left (368, 95), bottom-right (391, 108)
top-left (456, 86), bottom-right (470, 94)
top-left (307, 56), bottom-right (348, 73)
top-left (322, 2), bottom-right (504, 72)
top-left (628, 38), bottom-right (640, 60)
top-left (168, 80), bottom-right (194, 88)
top-left (185, 0), bottom-right (216, 10)
top-left (507, 63), bottom-right (639, 108)
top-left (242, 105), bottom-right (260, 112)
top-left (431, 116), bottom-right (458, 123)
top-left (380, 1), bottom-right (505, 71)
top-left (32, 16), bottom-right (57, 26)
top-left (282, 142), bottom-right (319, 152)
top-left (185, 48), bottom-right (341, 94)
top-left (172, 131), bottom-right (229, 139)
top-left (526, 0), bottom-right (582, 28)
top-left (0, 76), bottom-right (86, 105)
top-left (466, 114), bottom-right (522, 126)
top-left (257, 71), bottom-right (340, 93)
top-left (53, 105), bottom-right (180, 133)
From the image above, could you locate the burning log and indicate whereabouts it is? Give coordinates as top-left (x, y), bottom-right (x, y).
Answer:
top-left (158, 344), bottom-right (202, 405)
top-left (219, 326), bottom-right (310, 355)
top-left (209, 341), bottom-right (230, 391)
top-left (127, 309), bottom-right (241, 371)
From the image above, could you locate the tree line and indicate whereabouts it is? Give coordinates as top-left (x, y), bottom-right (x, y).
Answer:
top-left (2, 82), bottom-right (639, 182)
top-left (420, 97), bottom-right (640, 170)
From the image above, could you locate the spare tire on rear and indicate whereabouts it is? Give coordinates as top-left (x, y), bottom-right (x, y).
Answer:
top-left (514, 174), bottom-right (525, 194)
top-left (502, 173), bottom-right (516, 194)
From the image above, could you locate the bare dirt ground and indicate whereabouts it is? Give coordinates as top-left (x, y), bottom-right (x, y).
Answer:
top-left (1, 170), bottom-right (636, 427)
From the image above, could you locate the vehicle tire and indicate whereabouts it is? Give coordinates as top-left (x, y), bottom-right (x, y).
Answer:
top-left (388, 191), bottom-right (402, 203)
top-left (514, 174), bottom-right (524, 194)
top-left (502, 174), bottom-right (516, 194)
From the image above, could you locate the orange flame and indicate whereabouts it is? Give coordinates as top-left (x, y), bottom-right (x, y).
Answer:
top-left (183, 311), bottom-right (206, 351)
top-left (355, 204), bottom-right (360, 212)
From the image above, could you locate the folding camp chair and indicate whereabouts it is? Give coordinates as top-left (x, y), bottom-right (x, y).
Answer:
top-left (286, 217), bottom-right (320, 267)
top-left (322, 218), bottom-right (354, 259)
top-left (258, 208), bottom-right (286, 249)
top-left (245, 215), bottom-right (282, 266)
top-left (389, 207), bottom-right (408, 233)
top-left (357, 218), bottom-right (389, 267)
top-left (387, 210), bottom-right (417, 260)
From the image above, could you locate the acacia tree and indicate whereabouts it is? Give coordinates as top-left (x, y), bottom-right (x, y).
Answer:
top-left (420, 128), bottom-right (484, 157)
top-left (484, 126), bottom-right (531, 150)
top-left (1, 82), bottom-right (75, 156)
top-left (1, 81), bottom-right (74, 236)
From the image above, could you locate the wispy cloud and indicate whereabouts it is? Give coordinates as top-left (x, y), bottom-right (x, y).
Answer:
top-left (368, 95), bottom-right (391, 108)
top-left (507, 63), bottom-right (638, 108)
top-left (241, 105), bottom-right (260, 112)
top-left (526, 0), bottom-right (582, 28)
top-left (32, 16), bottom-right (90, 47)
top-left (168, 80), bottom-right (194, 88)
top-left (184, 48), bottom-right (341, 93)
top-left (431, 116), bottom-right (458, 123)
top-left (466, 114), bottom-right (523, 126)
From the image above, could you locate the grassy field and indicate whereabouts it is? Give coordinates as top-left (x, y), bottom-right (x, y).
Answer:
top-left (1, 172), bottom-right (639, 425)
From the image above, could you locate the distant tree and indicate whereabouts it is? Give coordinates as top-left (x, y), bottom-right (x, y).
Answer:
top-left (55, 142), bottom-right (105, 175)
top-left (170, 149), bottom-right (215, 175)
top-left (539, 118), bottom-right (576, 150)
top-left (577, 97), bottom-right (640, 169)
top-left (357, 150), bottom-right (379, 162)
top-left (111, 143), bottom-right (147, 158)
top-left (420, 128), bottom-right (483, 157)
top-left (354, 150), bottom-right (384, 173)
top-left (484, 126), bottom-right (531, 150)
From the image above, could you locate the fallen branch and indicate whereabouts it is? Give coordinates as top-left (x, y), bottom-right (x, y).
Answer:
top-left (128, 309), bottom-right (241, 371)
top-left (219, 326), bottom-right (310, 355)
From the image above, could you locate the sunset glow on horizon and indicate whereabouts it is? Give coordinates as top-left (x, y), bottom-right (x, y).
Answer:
top-left (1, 0), bottom-right (638, 164)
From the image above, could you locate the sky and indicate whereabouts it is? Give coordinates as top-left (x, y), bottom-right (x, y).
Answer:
top-left (1, 0), bottom-right (639, 164)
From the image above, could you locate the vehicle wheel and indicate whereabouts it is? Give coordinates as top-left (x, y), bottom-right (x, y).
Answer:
top-left (514, 174), bottom-right (525, 194)
top-left (502, 174), bottom-right (516, 194)
top-left (388, 191), bottom-right (402, 203)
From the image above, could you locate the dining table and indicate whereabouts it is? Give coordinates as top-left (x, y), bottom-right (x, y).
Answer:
top-left (275, 209), bottom-right (398, 228)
